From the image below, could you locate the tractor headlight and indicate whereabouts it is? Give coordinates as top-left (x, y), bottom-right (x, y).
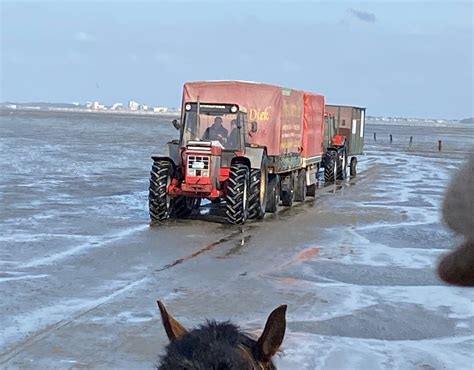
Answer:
top-left (230, 105), bottom-right (238, 113)
top-left (185, 104), bottom-right (192, 111)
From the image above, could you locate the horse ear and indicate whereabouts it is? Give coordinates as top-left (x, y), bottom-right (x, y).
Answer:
top-left (157, 300), bottom-right (188, 341)
top-left (255, 305), bottom-right (287, 362)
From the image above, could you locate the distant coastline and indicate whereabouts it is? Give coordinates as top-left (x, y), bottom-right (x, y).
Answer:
top-left (0, 106), bottom-right (180, 119)
top-left (365, 119), bottom-right (471, 128)
top-left (1, 106), bottom-right (471, 128)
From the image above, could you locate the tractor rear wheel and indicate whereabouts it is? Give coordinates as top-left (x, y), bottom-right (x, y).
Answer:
top-left (172, 197), bottom-right (201, 218)
top-left (266, 175), bottom-right (280, 213)
top-left (324, 151), bottom-right (336, 184)
top-left (248, 157), bottom-right (268, 220)
top-left (149, 160), bottom-right (173, 222)
top-left (225, 163), bottom-right (249, 224)
top-left (294, 169), bottom-right (306, 202)
top-left (350, 157), bottom-right (358, 177)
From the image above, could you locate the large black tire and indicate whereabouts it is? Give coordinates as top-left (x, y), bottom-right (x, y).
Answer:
top-left (350, 157), bottom-right (357, 178)
top-left (336, 150), bottom-right (347, 180)
top-left (294, 169), bottom-right (306, 202)
top-left (248, 157), bottom-right (268, 220)
top-left (225, 163), bottom-right (249, 224)
top-left (266, 175), bottom-right (280, 213)
top-left (172, 196), bottom-right (201, 218)
top-left (324, 152), bottom-right (337, 184)
top-left (281, 172), bottom-right (296, 207)
top-left (149, 160), bottom-right (173, 222)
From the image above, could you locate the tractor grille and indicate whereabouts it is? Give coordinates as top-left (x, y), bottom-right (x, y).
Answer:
top-left (187, 155), bottom-right (210, 177)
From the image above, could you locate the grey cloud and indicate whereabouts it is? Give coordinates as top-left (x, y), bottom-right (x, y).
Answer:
top-left (348, 8), bottom-right (376, 23)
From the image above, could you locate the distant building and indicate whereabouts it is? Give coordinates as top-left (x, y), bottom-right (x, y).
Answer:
top-left (111, 103), bottom-right (123, 110)
top-left (128, 100), bottom-right (139, 111)
top-left (92, 101), bottom-right (106, 110)
top-left (139, 104), bottom-right (148, 111)
top-left (153, 107), bottom-right (168, 113)
top-left (5, 104), bottom-right (17, 109)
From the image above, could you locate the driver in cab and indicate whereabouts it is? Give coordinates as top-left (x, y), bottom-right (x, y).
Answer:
top-left (202, 116), bottom-right (228, 145)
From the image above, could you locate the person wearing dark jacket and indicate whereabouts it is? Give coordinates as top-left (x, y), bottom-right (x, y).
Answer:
top-left (227, 119), bottom-right (240, 148)
top-left (203, 117), bottom-right (228, 145)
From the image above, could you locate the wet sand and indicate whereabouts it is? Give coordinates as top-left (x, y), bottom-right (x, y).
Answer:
top-left (1, 112), bottom-right (473, 369)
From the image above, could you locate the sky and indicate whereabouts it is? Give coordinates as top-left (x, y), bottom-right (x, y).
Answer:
top-left (1, 0), bottom-right (473, 119)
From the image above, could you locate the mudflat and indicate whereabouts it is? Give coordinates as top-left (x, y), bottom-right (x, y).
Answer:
top-left (1, 112), bottom-right (473, 369)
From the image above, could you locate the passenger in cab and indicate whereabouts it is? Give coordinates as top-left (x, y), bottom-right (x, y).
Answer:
top-left (227, 119), bottom-right (240, 149)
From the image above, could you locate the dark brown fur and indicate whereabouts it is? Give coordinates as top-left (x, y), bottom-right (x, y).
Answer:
top-left (157, 301), bottom-right (287, 369)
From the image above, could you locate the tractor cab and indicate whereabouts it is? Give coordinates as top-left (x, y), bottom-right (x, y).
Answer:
top-left (164, 103), bottom-right (257, 198)
top-left (180, 103), bottom-right (253, 153)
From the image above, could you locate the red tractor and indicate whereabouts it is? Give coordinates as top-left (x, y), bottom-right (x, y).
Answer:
top-left (323, 105), bottom-right (365, 182)
top-left (149, 102), bottom-right (267, 224)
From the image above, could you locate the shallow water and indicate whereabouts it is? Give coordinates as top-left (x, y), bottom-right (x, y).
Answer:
top-left (1, 111), bottom-right (473, 369)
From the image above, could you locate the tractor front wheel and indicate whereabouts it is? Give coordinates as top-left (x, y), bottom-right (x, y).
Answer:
top-left (248, 157), bottom-right (268, 220)
top-left (149, 160), bottom-right (173, 222)
top-left (225, 164), bottom-right (250, 224)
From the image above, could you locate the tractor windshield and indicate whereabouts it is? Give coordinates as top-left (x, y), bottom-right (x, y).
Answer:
top-left (324, 115), bottom-right (337, 150)
top-left (182, 111), bottom-right (241, 150)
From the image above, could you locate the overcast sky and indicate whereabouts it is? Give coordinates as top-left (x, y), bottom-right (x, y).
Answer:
top-left (1, 1), bottom-right (473, 118)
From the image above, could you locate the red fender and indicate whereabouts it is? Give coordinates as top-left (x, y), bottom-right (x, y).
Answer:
top-left (331, 134), bottom-right (346, 147)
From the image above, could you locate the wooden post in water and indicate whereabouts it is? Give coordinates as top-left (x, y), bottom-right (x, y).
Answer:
top-left (438, 140), bottom-right (442, 151)
top-left (374, 132), bottom-right (377, 141)
top-left (409, 136), bottom-right (413, 147)
top-left (390, 134), bottom-right (393, 143)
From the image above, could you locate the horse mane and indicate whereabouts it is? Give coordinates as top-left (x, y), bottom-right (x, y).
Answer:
top-left (157, 321), bottom-right (257, 369)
